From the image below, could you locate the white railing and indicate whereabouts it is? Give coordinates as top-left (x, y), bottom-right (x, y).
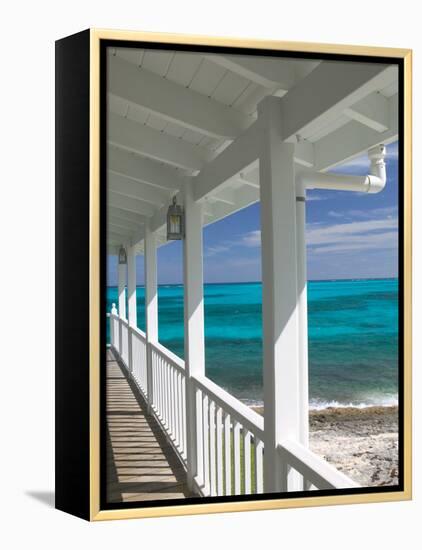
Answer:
top-left (150, 341), bottom-right (187, 462)
top-left (193, 375), bottom-right (264, 497)
top-left (109, 311), bottom-right (358, 496)
top-left (131, 326), bottom-right (148, 396)
top-left (278, 440), bottom-right (359, 491)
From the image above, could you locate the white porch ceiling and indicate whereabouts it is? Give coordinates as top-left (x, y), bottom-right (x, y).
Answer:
top-left (106, 47), bottom-right (399, 254)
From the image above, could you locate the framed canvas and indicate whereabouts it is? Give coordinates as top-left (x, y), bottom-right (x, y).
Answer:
top-left (55, 29), bottom-right (412, 521)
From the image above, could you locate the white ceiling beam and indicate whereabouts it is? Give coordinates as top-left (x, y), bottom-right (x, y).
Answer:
top-left (108, 224), bottom-right (132, 237)
top-left (206, 55), bottom-right (296, 90)
top-left (109, 55), bottom-right (250, 139)
top-left (108, 112), bottom-right (208, 171)
top-left (344, 91), bottom-right (390, 132)
top-left (109, 191), bottom-right (157, 217)
top-left (314, 95), bottom-right (398, 171)
top-left (107, 231), bottom-right (130, 245)
top-left (108, 171), bottom-right (169, 206)
top-left (207, 188), bottom-right (236, 206)
top-left (108, 215), bottom-right (141, 232)
top-left (203, 186), bottom-right (260, 226)
top-left (279, 63), bottom-right (397, 141)
top-left (108, 207), bottom-right (147, 225)
top-left (108, 147), bottom-right (186, 192)
top-left (193, 121), bottom-right (261, 202)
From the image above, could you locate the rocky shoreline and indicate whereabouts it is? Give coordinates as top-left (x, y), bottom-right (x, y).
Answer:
top-left (251, 405), bottom-right (399, 487)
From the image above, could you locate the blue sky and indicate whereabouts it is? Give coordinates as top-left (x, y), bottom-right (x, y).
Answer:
top-left (108, 141), bottom-right (398, 285)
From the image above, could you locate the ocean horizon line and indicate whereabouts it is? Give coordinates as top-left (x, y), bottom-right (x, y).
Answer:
top-left (106, 276), bottom-right (398, 288)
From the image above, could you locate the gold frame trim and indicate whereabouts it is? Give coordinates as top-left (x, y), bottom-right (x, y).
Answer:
top-left (89, 29), bottom-right (412, 521)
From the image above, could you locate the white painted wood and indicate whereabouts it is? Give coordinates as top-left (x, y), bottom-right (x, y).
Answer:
top-left (244, 430), bottom-right (251, 494)
top-left (108, 55), bottom-right (250, 138)
top-left (195, 387), bottom-right (204, 485)
top-left (209, 401), bottom-right (217, 496)
top-left (207, 54), bottom-right (297, 90)
top-left (108, 215), bottom-right (140, 232)
top-left (280, 63), bottom-right (397, 141)
top-left (109, 112), bottom-right (208, 171)
top-left (233, 422), bottom-right (241, 494)
top-left (118, 262), bottom-right (127, 320)
top-left (296, 184), bottom-right (309, 448)
top-left (224, 413), bottom-right (231, 495)
top-left (144, 225), bottom-right (158, 412)
top-left (259, 97), bottom-right (301, 493)
top-left (127, 245), bottom-right (137, 374)
top-left (344, 91), bottom-right (389, 132)
top-left (127, 245), bottom-right (137, 328)
top-left (109, 171), bottom-right (169, 206)
top-left (202, 393), bottom-right (210, 495)
top-left (183, 182), bottom-right (206, 490)
top-left (108, 206), bottom-right (147, 225)
top-left (254, 438), bottom-right (264, 494)
top-left (109, 146), bottom-right (186, 192)
top-left (193, 121), bottom-right (261, 202)
top-left (279, 440), bottom-right (359, 489)
top-left (315, 95), bottom-right (398, 170)
top-left (109, 191), bottom-right (156, 217)
top-left (193, 374), bottom-right (264, 441)
top-left (216, 407), bottom-right (224, 496)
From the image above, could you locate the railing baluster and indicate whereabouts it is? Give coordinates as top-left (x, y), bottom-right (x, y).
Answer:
top-left (209, 400), bottom-right (217, 496)
top-left (254, 437), bottom-right (264, 494)
top-left (216, 407), bottom-right (223, 496)
top-left (244, 430), bottom-right (251, 494)
top-left (224, 413), bottom-right (231, 495)
top-left (202, 393), bottom-right (210, 495)
top-left (233, 421), bottom-right (241, 495)
top-left (195, 387), bottom-right (204, 486)
top-left (181, 376), bottom-right (187, 460)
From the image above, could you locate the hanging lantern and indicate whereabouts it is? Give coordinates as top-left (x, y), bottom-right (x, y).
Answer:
top-left (118, 245), bottom-right (127, 265)
top-left (166, 196), bottom-right (184, 240)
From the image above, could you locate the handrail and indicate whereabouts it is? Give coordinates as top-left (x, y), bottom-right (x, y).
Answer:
top-left (278, 439), bottom-right (359, 490)
top-left (150, 340), bottom-right (186, 373)
top-left (130, 324), bottom-right (146, 341)
top-left (193, 374), bottom-right (264, 441)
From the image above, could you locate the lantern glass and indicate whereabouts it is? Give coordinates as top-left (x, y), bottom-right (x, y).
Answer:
top-left (167, 197), bottom-right (184, 240)
top-left (118, 246), bottom-right (127, 265)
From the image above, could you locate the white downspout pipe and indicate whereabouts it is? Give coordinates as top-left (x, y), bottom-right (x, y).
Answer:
top-left (298, 144), bottom-right (387, 194)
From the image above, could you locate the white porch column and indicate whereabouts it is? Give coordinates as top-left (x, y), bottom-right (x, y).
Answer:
top-left (118, 255), bottom-right (127, 356)
top-left (183, 182), bottom-right (205, 491)
top-left (144, 225), bottom-right (158, 411)
top-left (127, 245), bottom-right (138, 327)
top-left (258, 97), bottom-right (301, 493)
top-left (127, 245), bottom-right (137, 374)
top-left (296, 181), bottom-right (309, 447)
top-left (118, 257), bottom-right (127, 319)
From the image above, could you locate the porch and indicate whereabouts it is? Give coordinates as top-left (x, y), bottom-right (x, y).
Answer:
top-left (106, 47), bottom-right (399, 499)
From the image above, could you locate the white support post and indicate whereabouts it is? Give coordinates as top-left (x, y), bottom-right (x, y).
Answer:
top-left (144, 225), bottom-right (158, 412)
top-left (258, 97), bottom-right (301, 493)
top-left (296, 181), bottom-right (310, 449)
top-left (127, 245), bottom-right (137, 374)
top-left (118, 260), bottom-right (127, 319)
top-left (183, 181), bottom-right (206, 491)
top-left (118, 258), bottom-right (127, 356)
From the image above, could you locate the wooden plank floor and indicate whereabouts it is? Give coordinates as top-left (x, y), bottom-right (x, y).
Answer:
top-left (106, 349), bottom-right (193, 503)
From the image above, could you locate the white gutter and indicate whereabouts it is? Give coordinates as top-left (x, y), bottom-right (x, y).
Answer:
top-left (298, 144), bottom-right (387, 194)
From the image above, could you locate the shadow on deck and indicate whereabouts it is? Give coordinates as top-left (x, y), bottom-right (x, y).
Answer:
top-left (106, 349), bottom-right (194, 503)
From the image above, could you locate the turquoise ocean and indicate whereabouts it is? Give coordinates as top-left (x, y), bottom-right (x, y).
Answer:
top-left (106, 278), bottom-right (399, 410)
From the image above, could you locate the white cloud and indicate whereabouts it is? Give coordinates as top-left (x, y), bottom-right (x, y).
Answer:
top-left (241, 230), bottom-right (261, 247)
top-left (307, 217), bottom-right (398, 255)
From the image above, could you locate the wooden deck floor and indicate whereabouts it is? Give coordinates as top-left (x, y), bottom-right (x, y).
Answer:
top-left (106, 349), bottom-right (193, 503)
